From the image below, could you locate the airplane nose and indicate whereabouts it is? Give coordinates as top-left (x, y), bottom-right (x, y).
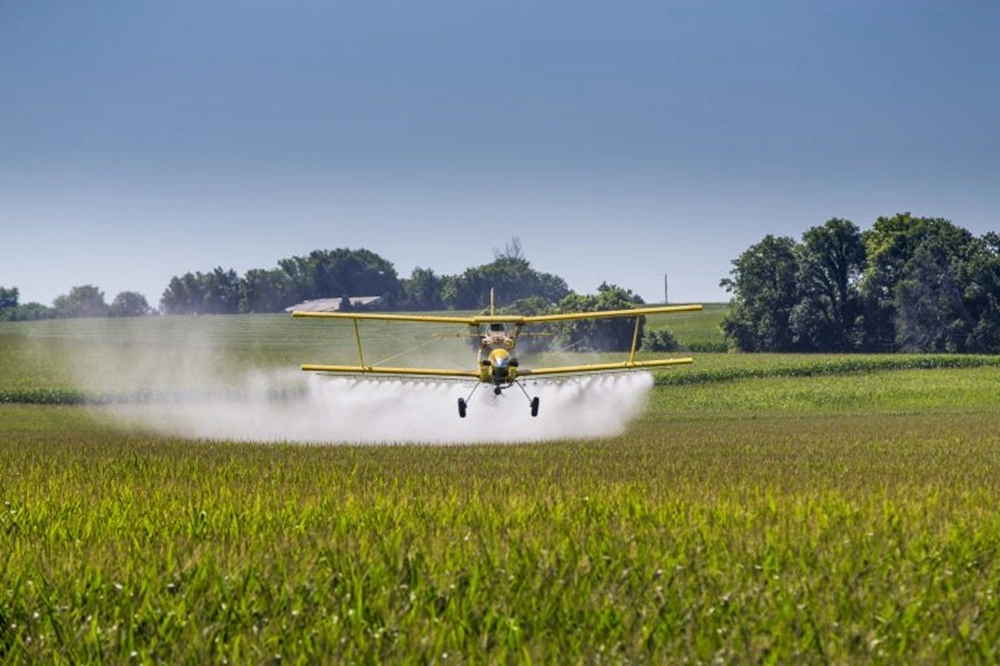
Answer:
top-left (488, 348), bottom-right (510, 367)
top-left (488, 348), bottom-right (512, 379)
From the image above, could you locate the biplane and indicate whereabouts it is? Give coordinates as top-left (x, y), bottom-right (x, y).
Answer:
top-left (292, 297), bottom-right (702, 418)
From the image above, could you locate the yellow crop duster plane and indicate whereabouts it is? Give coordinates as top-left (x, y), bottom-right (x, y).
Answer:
top-left (293, 298), bottom-right (702, 418)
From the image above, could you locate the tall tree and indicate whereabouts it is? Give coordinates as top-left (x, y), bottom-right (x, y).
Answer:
top-left (52, 285), bottom-right (109, 318)
top-left (442, 256), bottom-right (570, 310)
top-left (958, 232), bottom-right (1000, 352)
top-left (202, 267), bottom-right (241, 314)
top-left (109, 292), bottom-right (152, 317)
top-left (720, 235), bottom-right (803, 351)
top-left (0, 286), bottom-right (19, 321)
top-left (0, 286), bottom-right (18, 311)
top-left (160, 272), bottom-right (206, 315)
top-left (277, 248), bottom-right (401, 303)
top-left (791, 219), bottom-right (866, 351)
top-left (861, 214), bottom-right (976, 351)
top-left (239, 268), bottom-right (293, 313)
top-left (402, 267), bottom-right (445, 310)
top-left (893, 243), bottom-right (967, 351)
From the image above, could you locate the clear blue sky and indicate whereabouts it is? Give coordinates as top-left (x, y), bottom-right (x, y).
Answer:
top-left (2, 0), bottom-right (998, 307)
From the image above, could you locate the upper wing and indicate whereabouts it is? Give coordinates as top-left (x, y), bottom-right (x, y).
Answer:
top-left (293, 303), bottom-right (702, 325)
top-left (518, 357), bottom-right (693, 378)
top-left (518, 303), bottom-right (702, 324)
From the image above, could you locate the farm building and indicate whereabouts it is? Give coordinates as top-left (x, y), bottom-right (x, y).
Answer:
top-left (284, 296), bottom-right (384, 313)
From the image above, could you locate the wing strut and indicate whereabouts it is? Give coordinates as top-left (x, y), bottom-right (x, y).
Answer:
top-left (629, 315), bottom-right (641, 365)
top-left (353, 319), bottom-right (365, 367)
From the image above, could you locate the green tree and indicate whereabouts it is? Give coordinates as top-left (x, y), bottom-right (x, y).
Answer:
top-left (52, 285), bottom-right (109, 318)
top-left (160, 273), bottom-right (207, 315)
top-left (402, 267), bottom-right (445, 310)
top-left (109, 292), bottom-right (152, 317)
top-left (791, 219), bottom-right (866, 351)
top-left (720, 235), bottom-right (803, 351)
top-left (642, 328), bottom-right (679, 352)
top-left (9, 302), bottom-right (54, 321)
top-left (0, 286), bottom-right (18, 321)
top-left (500, 295), bottom-right (552, 317)
top-left (535, 271), bottom-right (573, 305)
top-left (861, 214), bottom-right (977, 351)
top-left (553, 283), bottom-right (646, 352)
top-left (239, 268), bottom-right (293, 313)
top-left (277, 248), bottom-right (401, 303)
top-left (0, 286), bottom-right (18, 311)
top-left (442, 256), bottom-right (570, 310)
top-left (159, 269), bottom-right (240, 315)
top-left (721, 215), bottom-right (1000, 354)
top-left (439, 237), bottom-right (569, 309)
top-left (894, 243), bottom-right (968, 351)
top-left (202, 267), bottom-right (241, 314)
top-left (957, 232), bottom-right (1000, 352)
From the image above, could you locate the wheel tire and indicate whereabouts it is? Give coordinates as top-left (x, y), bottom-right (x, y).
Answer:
top-left (530, 397), bottom-right (540, 417)
top-left (458, 398), bottom-right (467, 418)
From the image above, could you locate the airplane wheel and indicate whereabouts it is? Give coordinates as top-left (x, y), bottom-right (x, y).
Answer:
top-left (458, 398), bottom-right (467, 418)
top-left (530, 397), bottom-right (540, 417)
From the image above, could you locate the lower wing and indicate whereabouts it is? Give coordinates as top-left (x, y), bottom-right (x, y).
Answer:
top-left (301, 358), bottom-right (693, 381)
top-left (301, 364), bottom-right (480, 380)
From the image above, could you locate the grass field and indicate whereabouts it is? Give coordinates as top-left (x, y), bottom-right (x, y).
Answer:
top-left (2, 312), bottom-right (1000, 662)
top-left (646, 302), bottom-right (729, 351)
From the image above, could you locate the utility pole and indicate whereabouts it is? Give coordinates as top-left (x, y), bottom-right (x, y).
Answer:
top-left (664, 273), bottom-right (669, 304)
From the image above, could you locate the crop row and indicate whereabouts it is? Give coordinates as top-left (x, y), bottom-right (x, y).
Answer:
top-left (654, 353), bottom-right (1000, 386)
top-left (2, 354), bottom-right (995, 405)
top-left (0, 387), bottom-right (311, 406)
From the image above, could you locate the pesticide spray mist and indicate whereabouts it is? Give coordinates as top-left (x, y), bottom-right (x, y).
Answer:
top-left (107, 371), bottom-right (654, 444)
top-left (62, 320), bottom-right (655, 444)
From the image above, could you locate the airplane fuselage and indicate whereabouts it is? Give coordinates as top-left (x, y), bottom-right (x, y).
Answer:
top-left (478, 329), bottom-right (519, 388)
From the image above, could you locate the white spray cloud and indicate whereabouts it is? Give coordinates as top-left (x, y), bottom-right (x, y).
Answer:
top-left (57, 318), bottom-right (654, 444)
top-left (106, 371), bottom-right (654, 444)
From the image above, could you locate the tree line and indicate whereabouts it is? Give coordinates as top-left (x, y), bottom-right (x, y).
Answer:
top-left (158, 240), bottom-right (572, 315)
top-left (721, 213), bottom-right (1000, 353)
top-left (7, 217), bottom-right (998, 355)
top-left (152, 238), bottom-right (656, 352)
top-left (0, 285), bottom-right (151, 321)
top-left (0, 238), bottom-right (656, 352)
top-left (0, 240), bottom-right (613, 322)
top-left (0, 239), bottom-right (564, 320)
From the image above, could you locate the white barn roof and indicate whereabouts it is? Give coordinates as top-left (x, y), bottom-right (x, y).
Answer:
top-left (284, 296), bottom-right (383, 313)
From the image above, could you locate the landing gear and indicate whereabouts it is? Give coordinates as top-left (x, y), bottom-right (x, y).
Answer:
top-left (459, 383), bottom-right (482, 418)
top-left (458, 382), bottom-right (539, 418)
top-left (513, 381), bottom-right (540, 417)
